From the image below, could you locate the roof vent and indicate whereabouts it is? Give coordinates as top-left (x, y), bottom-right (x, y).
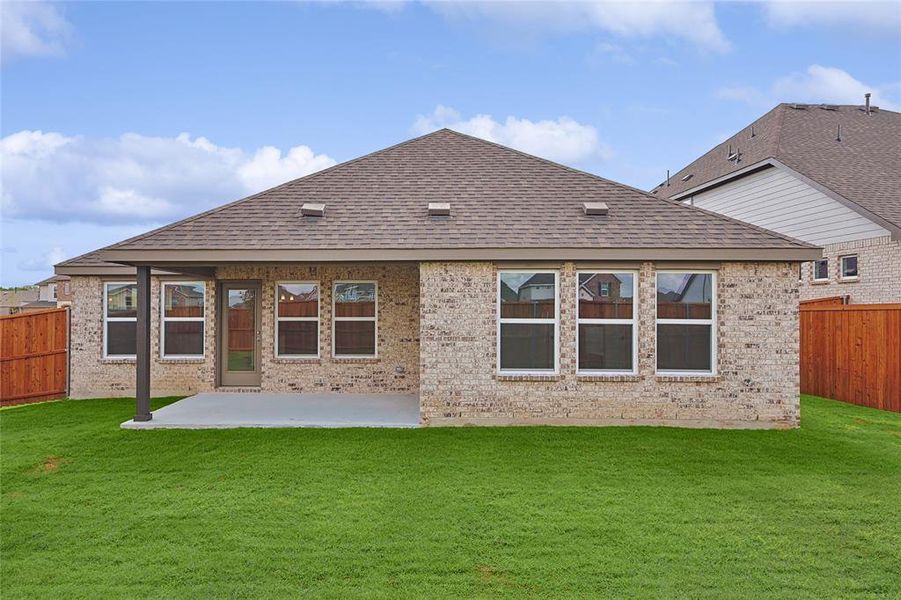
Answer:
top-left (789, 104), bottom-right (807, 110)
top-left (428, 202), bottom-right (450, 216)
top-left (301, 203), bottom-right (325, 217)
top-left (582, 202), bottom-right (608, 216)
top-left (818, 104), bottom-right (838, 111)
top-left (681, 174), bottom-right (693, 182)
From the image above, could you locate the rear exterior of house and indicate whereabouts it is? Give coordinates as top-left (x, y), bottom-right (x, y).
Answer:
top-left (652, 102), bottom-right (901, 305)
top-left (57, 129), bottom-right (820, 428)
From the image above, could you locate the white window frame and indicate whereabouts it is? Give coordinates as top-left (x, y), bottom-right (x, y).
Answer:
top-left (576, 270), bottom-right (639, 375)
top-left (839, 255), bottom-right (859, 280)
top-left (332, 281), bottom-right (378, 358)
top-left (275, 281), bottom-right (320, 359)
top-left (160, 281), bottom-right (206, 359)
top-left (813, 259), bottom-right (829, 282)
top-left (655, 270), bottom-right (717, 376)
top-left (496, 270), bottom-right (560, 375)
top-left (103, 281), bottom-right (137, 359)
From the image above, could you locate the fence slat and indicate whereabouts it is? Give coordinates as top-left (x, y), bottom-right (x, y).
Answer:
top-left (800, 303), bottom-right (901, 412)
top-left (0, 308), bottom-right (68, 406)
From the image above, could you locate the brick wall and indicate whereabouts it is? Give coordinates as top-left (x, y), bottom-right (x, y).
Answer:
top-left (419, 261), bottom-right (800, 428)
top-left (69, 263), bottom-right (420, 398)
top-left (799, 235), bottom-right (900, 304)
top-left (69, 276), bottom-right (217, 398)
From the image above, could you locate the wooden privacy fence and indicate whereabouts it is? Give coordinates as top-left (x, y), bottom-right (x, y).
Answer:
top-left (0, 308), bottom-right (69, 406)
top-left (800, 301), bottom-right (900, 412)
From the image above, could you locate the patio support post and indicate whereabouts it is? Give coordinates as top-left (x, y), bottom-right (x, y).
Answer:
top-left (135, 265), bottom-right (152, 422)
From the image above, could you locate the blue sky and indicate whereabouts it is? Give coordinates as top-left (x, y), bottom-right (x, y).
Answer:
top-left (2, 0), bottom-right (899, 286)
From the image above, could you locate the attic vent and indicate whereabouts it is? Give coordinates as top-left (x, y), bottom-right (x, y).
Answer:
top-left (428, 202), bottom-right (450, 216)
top-left (301, 203), bottom-right (325, 217)
top-left (582, 202), bottom-right (608, 216)
top-left (681, 174), bottom-right (693, 182)
top-left (818, 104), bottom-right (838, 111)
top-left (790, 104), bottom-right (808, 110)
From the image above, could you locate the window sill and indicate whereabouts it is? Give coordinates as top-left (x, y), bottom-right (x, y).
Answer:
top-left (158, 358), bottom-right (206, 364)
top-left (811, 280), bottom-right (830, 285)
top-left (838, 277), bottom-right (859, 284)
top-left (656, 374), bottom-right (720, 383)
top-left (101, 358), bottom-right (135, 364)
top-left (496, 373), bottom-right (562, 382)
top-left (273, 357), bottom-right (321, 364)
top-left (577, 374), bottom-right (642, 382)
top-left (332, 357), bottom-right (379, 364)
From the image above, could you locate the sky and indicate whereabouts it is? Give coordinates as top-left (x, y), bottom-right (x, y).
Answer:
top-left (1, 0), bottom-right (899, 286)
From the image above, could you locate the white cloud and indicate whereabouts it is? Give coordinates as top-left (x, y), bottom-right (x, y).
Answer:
top-left (0, 0), bottom-right (73, 63)
top-left (17, 245), bottom-right (65, 272)
top-left (427, 1), bottom-right (730, 52)
top-left (716, 65), bottom-right (900, 111)
top-left (413, 105), bottom-right (612, 164)
top-left (0, 130), bottom-right (336, 224)
top-left (763, 0), bottom-right (901, 33)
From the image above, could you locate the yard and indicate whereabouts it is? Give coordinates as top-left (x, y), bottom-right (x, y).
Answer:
top-left (1, 395), bottom-right (899, 598)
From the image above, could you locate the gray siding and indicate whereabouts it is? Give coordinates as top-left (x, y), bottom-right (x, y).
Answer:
top-left (685, 167), bottom-right (889, 245)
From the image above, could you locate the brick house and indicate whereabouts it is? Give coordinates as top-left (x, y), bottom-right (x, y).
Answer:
top-left (652, 101), bottom-right (900, 304)
top-left (56, 129), bottom-right (820, 428)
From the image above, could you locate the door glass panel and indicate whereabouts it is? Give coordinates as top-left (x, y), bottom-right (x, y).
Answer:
top-left (227, 288), bottom-right (255, 371)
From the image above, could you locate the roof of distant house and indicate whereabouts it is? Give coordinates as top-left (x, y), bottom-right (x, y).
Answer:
top-left (652, 103), bottom-right (901, 233)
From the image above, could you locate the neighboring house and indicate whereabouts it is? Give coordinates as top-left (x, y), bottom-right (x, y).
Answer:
top-left (652, 101), bottom-right (900, 304)
top-left (55, 129), bottom-right (819, 428)
top-left (35, 274), bottom-right (73, 307)
top-left (0, 288), bottom-right (39, 315)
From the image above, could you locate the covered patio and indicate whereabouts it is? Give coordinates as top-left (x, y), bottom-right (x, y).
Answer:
top-left (121, 392), bottom-right (420, 429)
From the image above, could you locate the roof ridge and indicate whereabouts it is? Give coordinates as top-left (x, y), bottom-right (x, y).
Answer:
top-left (442, 128), bottom-right (814, 248)
top-left (105, 129), bottom-right (456, 252)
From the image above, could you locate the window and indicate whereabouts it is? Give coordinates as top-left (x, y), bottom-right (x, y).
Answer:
top-left (497, 271), bottom-right (558, 373)
top-left (840, 255), bottom-right (858, 279)
top-left (333, 282), bottom-right (377, 357)
top-left (656, 272), bottom-right (716, 374)
top-left (577, 272), bottom-right (637, 373)
top-left (161, 282), bottom-right (205, 358)
top-left (276, 282), bottom-right (319, 357)
top-left (813, 259), bottom-right (829, 281)
top-left (104, 282), bottom-right (137, 358)
top-left (50, 285), bottom-right (57, 300)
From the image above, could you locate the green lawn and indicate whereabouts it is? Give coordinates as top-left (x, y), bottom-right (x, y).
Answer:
top-left (2, 396), bottom-right (899, 598)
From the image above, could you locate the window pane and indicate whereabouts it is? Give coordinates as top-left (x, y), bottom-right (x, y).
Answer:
top-left (657, 273), bottom-right (713, 319)
top-left (334, 283), bottom-right (375, 317)
top-left (164, 284), bottom-right (204, 318)
top-left (579, 324), bottom-right (632, 371)
top-left (106, 321), bottom-right (136, 356)
top-left (277, 284), bottom-right (318, 317)
top-left (579, 273), bottom-right (634, 319)
top-left (334, 321), bottom-right (375, 356)
top-left (657, 324), bottom-right (712, 371)
top-left (815, 260), bottom-right (828, 280)
top-left (500, 323), bottom-right (555, 370)
top-left (841, 256), bottom-right (858, 277)
top-left (164, 321), bottom-right (203, 356)
top-left (499, 272), bottom-right (556, 319)
top-left (106, 283), bottom-right (137, 318)
top-left (278, 321), bottom-right (318, 356)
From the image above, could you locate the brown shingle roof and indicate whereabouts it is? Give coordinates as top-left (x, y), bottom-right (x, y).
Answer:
top-left (60, 129), bottom-right (816, 271)
top-left (653, 104), bottom-right (901, 231)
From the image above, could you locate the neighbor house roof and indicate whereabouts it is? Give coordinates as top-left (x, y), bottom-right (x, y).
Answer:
top-left (652, 103), bottom-right (901, 234)
top-left (58, 128), bottom-right (819, 274)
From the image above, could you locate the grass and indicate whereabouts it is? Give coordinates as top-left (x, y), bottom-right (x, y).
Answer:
top-left (1, 396), bottom-right (899, 598)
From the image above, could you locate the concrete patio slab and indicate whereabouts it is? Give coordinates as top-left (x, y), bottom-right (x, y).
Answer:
top-left (121, 392), bottom-right (420, 429)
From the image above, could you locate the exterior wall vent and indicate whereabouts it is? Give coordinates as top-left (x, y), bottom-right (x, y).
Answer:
top-left (301, 203), bottom-right (325, 217)
top-left (428, 202), bottom-right (450, 216)
top-left (582, 202), bottom-right (609, 216)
